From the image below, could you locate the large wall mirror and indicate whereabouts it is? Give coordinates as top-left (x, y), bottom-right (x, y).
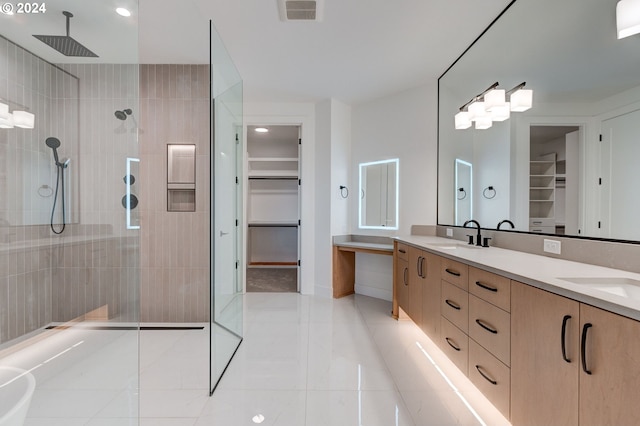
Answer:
top-left (359, 158), bottom-right (399, 229)
top-left (438, 0), bottom-right (640, 242)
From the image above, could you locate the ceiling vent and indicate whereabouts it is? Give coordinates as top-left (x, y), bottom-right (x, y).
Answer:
top-left (278, 0), bottom-right (324, 22)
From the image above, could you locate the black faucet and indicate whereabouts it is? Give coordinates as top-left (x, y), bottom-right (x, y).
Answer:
top-left (463, 219), bottom-right (483, 246)
top-left (497, 219), bottom-right (515, 230)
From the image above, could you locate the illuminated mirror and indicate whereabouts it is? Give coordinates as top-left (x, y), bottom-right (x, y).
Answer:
top-left (359, 158), bottom-right (399, 229)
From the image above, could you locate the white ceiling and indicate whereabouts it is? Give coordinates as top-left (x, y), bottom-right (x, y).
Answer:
top-left (1, 0), bottom-right (512, 104)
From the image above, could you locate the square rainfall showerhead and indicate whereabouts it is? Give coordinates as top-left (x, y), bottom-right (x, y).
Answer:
top-left (33, 11), bottom-right (98, 58)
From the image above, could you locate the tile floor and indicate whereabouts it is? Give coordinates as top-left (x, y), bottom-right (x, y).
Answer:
top-left (2, 293), bottom-right (512, 425)
top-left (141, 294), bottom-right (511, 425)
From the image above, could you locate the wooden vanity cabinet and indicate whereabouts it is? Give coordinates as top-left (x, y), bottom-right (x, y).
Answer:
top-left (407, 247), bottom-right (424, 324)
top-left (511, 281), bottom-right (580, 426)
top-left (512, 281), bottom-right (640, 426)
top-left (420, 252), bottom-right (441, 337)
top-left (393, 242), bottom-right (409, 317)
top-left (579, 304), bottom-right (640, 426)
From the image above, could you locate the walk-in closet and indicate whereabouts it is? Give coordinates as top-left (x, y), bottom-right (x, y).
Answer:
top-left (246, 125), bottom-right (301, 292)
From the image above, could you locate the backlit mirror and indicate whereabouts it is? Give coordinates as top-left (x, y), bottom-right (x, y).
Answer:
top-left (438, 0), bottom-right (640, 241)
top-left (455, 159), bottom-right (472, 226)
top-left (359, 158), bottom-right (399, 229)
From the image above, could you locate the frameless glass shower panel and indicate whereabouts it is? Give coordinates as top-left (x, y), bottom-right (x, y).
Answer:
top-left (0, 1), bottom-right (140, 423)
top-left (210, 20), bottom-right (243, 394)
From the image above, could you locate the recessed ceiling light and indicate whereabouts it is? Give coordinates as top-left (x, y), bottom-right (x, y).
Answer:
top-left (254, 127), bottom-right (269, 133)
top-left (116, 7), bottom-right (131, 17)
top-left (252, 414), bottom-right (265, 423)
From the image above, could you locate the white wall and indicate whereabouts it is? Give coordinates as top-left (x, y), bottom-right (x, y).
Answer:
top-left (243, 102), bottom-right (316, 295)
top-left (350, 82), bottom-right (438, 300)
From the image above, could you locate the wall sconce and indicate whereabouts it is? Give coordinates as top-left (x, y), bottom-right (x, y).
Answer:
top-left (617, 0), bottom-right (640, 39)
top-left (454, 82), bottom-right (532, 130)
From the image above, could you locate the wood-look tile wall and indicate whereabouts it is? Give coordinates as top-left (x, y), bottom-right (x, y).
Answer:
top-left (139, 64), bottom-right (210, 323)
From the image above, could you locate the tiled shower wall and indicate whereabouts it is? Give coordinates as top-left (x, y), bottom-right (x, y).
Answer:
top-left (139, 64), bottom-right (210, 322)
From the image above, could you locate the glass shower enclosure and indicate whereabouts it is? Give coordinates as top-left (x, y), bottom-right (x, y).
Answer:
top-left (0, 1), bottom-right (140, 423)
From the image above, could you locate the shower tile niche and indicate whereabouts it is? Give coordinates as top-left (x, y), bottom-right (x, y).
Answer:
top-left (167, 144), bottom-right (196, 212)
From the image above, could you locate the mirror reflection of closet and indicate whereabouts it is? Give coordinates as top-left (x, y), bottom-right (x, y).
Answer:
top-left (167, 144), bottom-right (196, 212)
top-left (359, 158), bottom-right (399, 229)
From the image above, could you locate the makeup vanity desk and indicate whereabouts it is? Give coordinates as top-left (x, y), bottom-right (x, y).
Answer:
top-left (332, 235), bottom-right (394, 298)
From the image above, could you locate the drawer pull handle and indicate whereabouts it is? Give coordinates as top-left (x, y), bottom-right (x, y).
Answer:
top-left (475, 319), bottom-right (498, 334)
top-left (561, 315), bottom-right (572, 363)
top-left (403, 268), bottom-right (408, 286)
top-left (445, 337), bottom-right (461, 351)
top-left (398, 249), bottom-right (406, 254)
top-left (475, 365), bottom-right (498, 385)
top-left (533, 221), bottom-right (542, 225)
top-left (445, 299), bottom-right (461, 311)
top-left (475, 281), bottom-right (498, 293)
top-left (581, 323), bottom-right (593, 375)
top-left (419, 256), bottom-right (426, 278)
top-left (445, 268), bottom-right (461, 277)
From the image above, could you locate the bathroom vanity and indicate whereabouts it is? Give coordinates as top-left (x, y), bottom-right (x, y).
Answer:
top-left (393, 235), bottom-right (640, 425)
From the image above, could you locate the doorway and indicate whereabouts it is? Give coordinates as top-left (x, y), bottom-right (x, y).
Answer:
top-left (246, 125), bottom-right (301, 292)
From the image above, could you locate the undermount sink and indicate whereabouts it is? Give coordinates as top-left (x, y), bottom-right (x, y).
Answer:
top-left (558, 277), bottom-right (640, 300)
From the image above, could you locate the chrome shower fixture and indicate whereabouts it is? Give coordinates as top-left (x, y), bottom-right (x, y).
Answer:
top-left (115, 109), bottom-right (133, 120)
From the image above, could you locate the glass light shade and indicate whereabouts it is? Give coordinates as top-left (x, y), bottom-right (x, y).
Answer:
top-left (475, 116), bottom-right (493, 130)
top-left (490, 103), bottom-right (511, 121)
top-left (0, 102), bottom-right (9, 119)
top-left (0, 113), bottom-right (14, 129)
top-left (13, 111), bottom-right (35, 129)
top-left (510, 89), bottom-right (533, 112)
top-left (455, 111), bottom-right (472, 129)
top-left (468, 101), bottom-right (486, 121)
top-left (617, 0), bottom-right (640, 39)
top-left (484, 89), bottom-right (506, 111)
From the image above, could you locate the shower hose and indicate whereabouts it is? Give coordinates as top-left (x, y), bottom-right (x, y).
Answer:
top-left (50, 164), bottom-right (66, 234)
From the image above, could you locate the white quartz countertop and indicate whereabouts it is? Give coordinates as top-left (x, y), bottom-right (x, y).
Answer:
top-left (334, 241), bottom-right (394, 252)
top-left (396, 235), bottom-right (640, 321)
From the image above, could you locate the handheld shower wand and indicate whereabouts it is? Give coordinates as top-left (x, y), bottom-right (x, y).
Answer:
top-left (45, 137), bottom-right (68, 234)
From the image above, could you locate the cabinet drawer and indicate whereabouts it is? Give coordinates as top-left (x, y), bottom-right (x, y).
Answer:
top-left (440, 258), bottom-right (469, 290)
top-left (529, 218), bottom-right (555, 227)
top-left (530, 226), bottom-right (555, 233)
top-left (441, 280), bottom-right (469, 333)
top-left (469, 294), bottom-right (511, 366)
top-left (396, 242), bottom-right (409, 261)
top-left (469, 339), bottom-right (510, 420)
top-left (469, 267), bottom-right (511, 312)
top-left (440, 317), bottom-right (468, 376)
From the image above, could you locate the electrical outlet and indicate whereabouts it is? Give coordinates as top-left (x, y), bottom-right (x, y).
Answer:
top-left (543, 239), bottom-right (561, 255)
top-left (446, 228), bottom-right (453, 237)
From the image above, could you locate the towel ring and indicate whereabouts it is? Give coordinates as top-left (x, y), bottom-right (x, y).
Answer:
top-left (457, 188), bottom-right (467, 200)
top-left (38, 185), bottom-right (54, 197)
top-left (483, 186), bottom-right (497, 199)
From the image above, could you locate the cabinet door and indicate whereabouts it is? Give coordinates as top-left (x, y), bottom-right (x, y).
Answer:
top-left (579, 304), bottom-right (640, 426)
top-left (395, 257), bottom-right (409, 315)
top-left (421, 253), bottom-right (441, 336)
top-left (407, 247), bottom-right (423, 325)
top-left (511, 281), bottom-right (579, 426)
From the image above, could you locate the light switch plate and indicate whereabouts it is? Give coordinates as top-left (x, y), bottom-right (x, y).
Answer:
top-left (544, 239), bottom-right (561, 254)
top-left (446, 228), bottom-right (453, 237)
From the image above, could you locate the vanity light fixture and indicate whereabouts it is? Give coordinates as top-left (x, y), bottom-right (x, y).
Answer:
top-left (455, 82), bottom-right (532, 130)
top-left (617, 0), bottom-right (640, 39)
top-left (13, 111), bottom-right (35, 129)
top-left (508, 82), bottom-right (533, 112)
top-left (254, 127), bottom-right (269, 133)
top-left (0, 99), bottom-right (35, 129)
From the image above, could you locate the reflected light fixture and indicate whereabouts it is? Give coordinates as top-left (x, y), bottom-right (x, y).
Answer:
top-left (509, 83), bottom-right (533, 112)
top-left (0, 103), bottom-right (13, 128)
top-left (455, 111), bottom-right (472, 130)
top-left (455, 82), bottom-right (532, 130)
top-left (116, 7), bottom-right (131, 17)
top-left (13, 111), bottom-right (35, 128)
top-left (254, 127), bottom-right (269, 133)
top-left (617, 0), bottom-right (640, 39)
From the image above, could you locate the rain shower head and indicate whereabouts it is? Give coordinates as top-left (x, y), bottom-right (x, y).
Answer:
top-left (115, 109), bottom-right (133, 120)
top-left (33, 11), bottom-right (98, 58)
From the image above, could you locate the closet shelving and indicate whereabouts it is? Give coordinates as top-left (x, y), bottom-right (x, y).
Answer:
top-left (246, 126), bottom-right (300, 269)
top-left (529, 153), bottom-right (556, 233)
